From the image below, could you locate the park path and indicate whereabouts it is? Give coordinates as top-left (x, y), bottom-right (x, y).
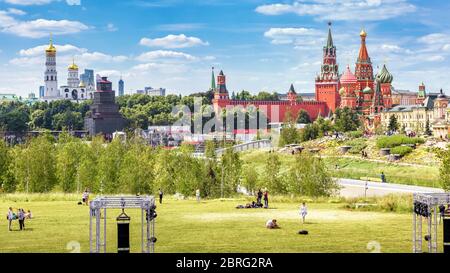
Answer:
top-left (337, 178), bottom-right (444, 198)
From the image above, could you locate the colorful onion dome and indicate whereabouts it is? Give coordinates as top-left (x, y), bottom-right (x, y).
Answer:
top-left (377, 64), bottom-right (393, 84)
top-left (363, 86), bottom-right (373, 94)
top-left (339, 87), bottom-right (346, 96)
top-left (340, 65), bottom-right (357, 84)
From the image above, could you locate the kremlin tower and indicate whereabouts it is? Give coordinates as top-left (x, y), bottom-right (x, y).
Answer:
top-left (315, 22), bottom-right (340, 112)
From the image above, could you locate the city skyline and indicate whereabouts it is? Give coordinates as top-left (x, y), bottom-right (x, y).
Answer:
top-left (0, 0), bottom-right (450, 97)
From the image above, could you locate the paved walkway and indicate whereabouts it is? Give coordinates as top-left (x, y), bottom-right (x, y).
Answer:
top-left (337, 178), bottom-right (444, 198)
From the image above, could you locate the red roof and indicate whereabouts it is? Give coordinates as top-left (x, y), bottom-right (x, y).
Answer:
top-left (340, 65), bottom-right (357, 84)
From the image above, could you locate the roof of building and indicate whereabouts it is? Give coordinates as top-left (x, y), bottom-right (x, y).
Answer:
top-left (288, 84), bottom-right (296, 94)
top-left (340, 65), bottom-right (357, 84)
top-left (377, 64), bottom-right (394, 84)
top-left (326, 22), bottom-right (334, 48)
top-left (46, 35), bottom-right (56, 53)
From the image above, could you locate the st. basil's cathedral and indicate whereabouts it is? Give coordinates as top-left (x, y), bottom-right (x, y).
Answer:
top-left (213, 23), bottom-right (396, 131)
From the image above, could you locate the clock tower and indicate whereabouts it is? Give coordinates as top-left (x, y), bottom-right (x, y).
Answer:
top-left (315, 22), bottom-right (340, 112)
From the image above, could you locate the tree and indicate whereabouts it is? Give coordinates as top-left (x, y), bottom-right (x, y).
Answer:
top-left (220, 146), bottom-right (242, 197)
top-left (300, 124), bottom-right (319, 142)
top-left (297, 110), bottom-right (311, 124)
top-left (388, 114), bottom-right (399, 132)
top-left (334, 107), bottom-right (360, 132)
top-left (286, 152), bottom-right (339, 197)
top-left (262, 153), bottom-right (285, 194)
top-left (77, 136), bottom-right (104, 193)
top-left (242, 165), bottom-right (258, 195)
top-left (9, 135), bottom-right (57, 193)
top-left (279, 111), bottom-right (300, 147)
top-left (0, 140), bottom-right (15, 192)
top-left (437, 149), bottom-right (450, 192)
top-left (56, 132), bottom-right (83, 192)
top-left (425, 118), bottom-right (432, 136)
top-left (96, 138), bottom-right (125, 194)
top-left (118, 139), bottom-right (155, 194)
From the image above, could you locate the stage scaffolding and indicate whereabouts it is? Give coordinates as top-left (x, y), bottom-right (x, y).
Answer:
top-left (89, 196), bottom-right (156, 253)
top-left (413, 193), bottom-right (450, 253)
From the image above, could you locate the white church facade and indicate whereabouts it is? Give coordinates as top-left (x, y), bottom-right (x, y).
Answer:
top-left (42, 37), bottom-right (94, 101)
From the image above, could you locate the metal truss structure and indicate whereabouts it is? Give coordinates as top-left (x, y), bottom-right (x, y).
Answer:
top-left (413, 193), bottom-right (450, 253)
top-left (89, 196), bottom-right (156, 253)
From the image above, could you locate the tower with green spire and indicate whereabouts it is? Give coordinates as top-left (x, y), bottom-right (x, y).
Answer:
top-left (210, 67), bottom-right (216, 91)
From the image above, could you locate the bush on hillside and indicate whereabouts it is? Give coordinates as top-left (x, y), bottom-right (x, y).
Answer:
top-left (345, 139), bottom-right (368, 154)
top-left (347, 131), bottom-right (364, 139)
top-left (376, 135), bottom-right (424, 149)
top-left (390, 146), bottom-right (413, 157)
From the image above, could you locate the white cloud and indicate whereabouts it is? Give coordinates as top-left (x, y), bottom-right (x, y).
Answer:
top-left (19, 44), bottom-right (86, 56)
top-left (66, 0), bottom-right (80, 5)
top-left (4, 0), bottom-right (81, 5)
top-left (0, 10), bottom-right (89, 38)
top-left (256, 0), bottom-right (416, 21)
top-left (264, 27), bottom-right (323, 46)
top-left (6, 8), bottom-right (26, 15)
top-left (4, 0), bottom-right (53, 5)
top-left (136, 50), bottom-right (197, 62)
top-left (106, 23), bottom-right (117, 32)
top-left (139, 34), bottom-right (209, 49)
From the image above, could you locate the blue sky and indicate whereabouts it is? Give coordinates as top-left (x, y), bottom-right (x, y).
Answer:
top-left (1, 0), bottom-right (450, 97)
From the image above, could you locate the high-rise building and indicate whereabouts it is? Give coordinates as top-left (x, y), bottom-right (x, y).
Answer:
top-left (44, 35), bottom-right (59, 99)
top-left (118, 78), bottom-right (124, 96)
top-left (39, 86), bottom-right (45, 98)
top-left (315, 22), bottom-right (340, 112)
top-left (80, 69), bottom-right (95, 87)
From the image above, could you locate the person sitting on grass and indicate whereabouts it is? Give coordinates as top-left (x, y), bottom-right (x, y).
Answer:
top-left (82, 188), bottom-right (90, 206)
top-left (25, 210), bottom-right (32, 219)
top-left (266, 219), bottom-right (280, 229)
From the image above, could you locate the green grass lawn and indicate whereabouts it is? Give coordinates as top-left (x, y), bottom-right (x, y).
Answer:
top-left (324, 157), bottom-right (440, 187)
top-left (0, 196), bottom-right (421, 253)
top-left (241, 150), bottom-right (440, 188)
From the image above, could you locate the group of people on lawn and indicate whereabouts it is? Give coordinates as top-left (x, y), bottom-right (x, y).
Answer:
top-left (6, 207), bottom-right (32, 231)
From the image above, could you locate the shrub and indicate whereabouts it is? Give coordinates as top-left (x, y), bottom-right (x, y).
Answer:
top-left (390, 146), bottom-right (413, 157)
top-left (347, 131), bottom-right (364, 139)
top-left (376, 135), bottom-right (425, 149)
top-left (345, 139), bottom-right (368, 154)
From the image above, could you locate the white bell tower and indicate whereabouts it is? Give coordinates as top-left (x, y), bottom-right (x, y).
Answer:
top-left (44, 34), bottom-right (59, 99)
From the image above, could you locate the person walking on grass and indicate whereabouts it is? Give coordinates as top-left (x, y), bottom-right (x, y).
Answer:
top-left (196, 189), bottom-right (201, 203)
top-left (6, 207), bottom-right (14, 231)
top-left (159, 189), bottom-right (164, 204)
top-left (380, 172), bottom-right (387, 183)
top-left (263, 190), bottom-right (269, 209)
top-left (300, 203), bottom-right (308, 224)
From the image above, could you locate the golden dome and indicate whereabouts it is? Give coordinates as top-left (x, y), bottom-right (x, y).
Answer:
top-left (68, 58), bottom-right (78, 70)
top-left (360, 29), bottom-right (367, 37)
top-left (79, 81), bottom-right (86, 88)
top-left (46, 34), bottom-right (56, 53)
